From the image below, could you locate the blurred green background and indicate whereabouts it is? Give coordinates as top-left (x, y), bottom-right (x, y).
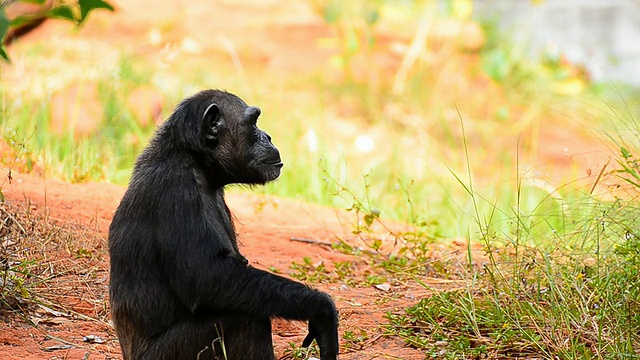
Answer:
top-left (3, 0), bottom-right (638, 239)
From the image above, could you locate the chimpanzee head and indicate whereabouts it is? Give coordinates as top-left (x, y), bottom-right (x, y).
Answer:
top-left (201, 98), bottom-right (283, 185)
top-left (163, 90), bottom-right (283, 186)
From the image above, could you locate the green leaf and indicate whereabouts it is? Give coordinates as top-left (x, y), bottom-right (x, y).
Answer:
top-left (78, 0), bottom-right (114, 23)
top-left (10, 15), bottom-right (38, 27)
top-left (0, 45), bottom-right (8, 61)
top-left (364, 214), bottom-right (374, 227)
top-left (617, 159), bottom-right (640, 183)
top-left (621, 146), bottom-right (632, 159)
top-left (48, 5), bottom-right (76, 22)
top-left (19, 0), bottom-right (48, 4)
top-left (619, 176), bottom-right (640, 190)
top-left (0, 8), bottom-right (9, 39)
top-left (0, 9), bottom-right (9, 61)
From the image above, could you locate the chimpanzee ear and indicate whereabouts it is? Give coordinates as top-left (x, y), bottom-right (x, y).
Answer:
top-left (202, 103), bottom-right (222, 141)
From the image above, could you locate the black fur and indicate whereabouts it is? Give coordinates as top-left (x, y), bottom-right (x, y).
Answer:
top-left (108, 90), bottom-right (339, 360)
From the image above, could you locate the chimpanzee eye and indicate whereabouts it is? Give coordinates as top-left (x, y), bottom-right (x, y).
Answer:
top-left (250, 127), bottom-right (261, 143)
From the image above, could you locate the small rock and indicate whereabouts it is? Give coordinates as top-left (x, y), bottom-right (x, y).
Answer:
top-left (374, 283), bottom-right (391, 292)
top-left (83, 335), bottom-right (106, 344)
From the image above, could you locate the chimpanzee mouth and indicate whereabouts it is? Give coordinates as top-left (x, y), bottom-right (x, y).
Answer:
top-left (261, 161), bottom-right (284, 182)
top-left (265, 161), bottom-right (284, 168)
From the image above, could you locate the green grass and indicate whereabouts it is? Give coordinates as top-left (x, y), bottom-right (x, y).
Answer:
top-left (317, 129), bottom-right (640, 357)
top-left (379, 112), bottom-right (640, 358)
top-left (384, 192), bottom-right (640, 358)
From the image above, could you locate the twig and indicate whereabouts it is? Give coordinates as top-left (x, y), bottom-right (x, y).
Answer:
top-left (34, 297), bottom-right (108, 324)
top-left (590, 158), bottom-right (611, 195)
top-left (0, 205), bottom-right (27, 235)
top-left (289, 237), bottom-right (334, 247)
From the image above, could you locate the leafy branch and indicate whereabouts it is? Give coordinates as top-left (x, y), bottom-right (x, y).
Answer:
top-left (0, 0), bottom-right (114, 61)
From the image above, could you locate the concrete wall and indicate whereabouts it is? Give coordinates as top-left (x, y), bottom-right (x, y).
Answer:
top-left (474, 0), bottom-right (640, 86)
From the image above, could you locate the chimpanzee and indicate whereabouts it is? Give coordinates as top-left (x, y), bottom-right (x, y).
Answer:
top-left (108, 90), bottom-right (339, 360)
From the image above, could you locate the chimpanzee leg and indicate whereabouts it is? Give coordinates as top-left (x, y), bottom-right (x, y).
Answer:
top-left (133, 315), bottom-right (274, 360)
top-left (215, 315), bottom-right (275, 360)
top-left (130, 318), bottom-right (217, 360)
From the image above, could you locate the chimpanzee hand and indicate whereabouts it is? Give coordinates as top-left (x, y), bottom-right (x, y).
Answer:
top-left (302, 300), bottom-right (339, 360)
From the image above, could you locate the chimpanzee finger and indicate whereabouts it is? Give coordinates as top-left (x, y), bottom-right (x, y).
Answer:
top-left (318, 331), bottom-right (339, 360)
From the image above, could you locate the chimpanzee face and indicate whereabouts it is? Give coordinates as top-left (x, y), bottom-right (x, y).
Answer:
top-left (201, 99), bottom-right (283, 185)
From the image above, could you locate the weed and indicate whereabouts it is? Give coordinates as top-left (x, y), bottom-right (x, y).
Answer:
top-left (323, 170), bottom-right (450, 280)
top-left (364, 274), bottom-right (385, 287)
top-left (342, 329), bottom-right (369, 351)
top-left (333, 261), bottom-right (353, 279)
top-left (290, 257), bottom-right (330, 283)
top-left (282, 341), bottom-right (319, 360)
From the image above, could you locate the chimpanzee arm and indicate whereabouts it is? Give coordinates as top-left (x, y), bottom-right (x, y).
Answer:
top-left (153, 175), bottom-right (337, 323)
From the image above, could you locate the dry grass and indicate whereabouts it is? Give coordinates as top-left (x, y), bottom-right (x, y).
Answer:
top-left (0, 200), bottom-right (109, 325)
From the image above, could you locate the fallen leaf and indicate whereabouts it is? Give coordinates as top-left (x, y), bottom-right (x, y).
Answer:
top-left (37, 304), bottom-right (70, 317)
top-left (40, 317), bottom-right (74, 325)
